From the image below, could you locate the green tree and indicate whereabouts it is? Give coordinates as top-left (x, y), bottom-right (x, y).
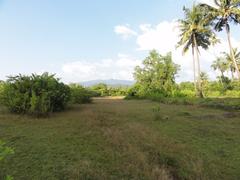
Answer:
top-left (133, 50), bottom-right (180, 97)
top-left (211, 57), bottom-right (229, 86)
top-left (177, 5), bottom-right (218, 98)
top-left (211, 57), bottom-right (228, 77)
top-left (223, 48), bottom-right (240, 80)
top-left (200, 0), bottom-right (240, 80)
top-left (91, 83), bottom-right (109, 96)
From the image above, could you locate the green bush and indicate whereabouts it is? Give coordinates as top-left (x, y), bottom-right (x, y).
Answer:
top-left (180, 90), bottom-right (195, 97)
top-left (108, 86), bottom-right (129, 96)
top-left (69, 84), bottom-right (92, 104)
top-left (125, 84), bottom-right (146, 99)
top-left (0, 82), bottom-right (4, 105)
top-left (0, 140), bottom-right (14, 161)
top-left (179, 82), bottom-right (195, 91)
top-left (225, 90), bottom-right (240, 98)
top-left (1, 73), bottom-right (71, 116)
top-left (90, 83), bottom-right (109, 96)
top-left (205, 91), bottom-right (221, 98)
top-left (0, 140), bottom-right (14, 180)
top-left (231, 81), bottom-right (240, 91)
top-left (89, 83), bottom-right (129, 97)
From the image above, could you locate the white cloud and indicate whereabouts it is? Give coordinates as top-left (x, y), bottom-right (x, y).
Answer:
top-left (135, 20), bottom-right (240, 82)
top-left (114, 25), bottom-right (137, 39)
top-left (61, 55), bottom-right (141, 83)
top-left (197, 0), bottom-right (217, 7)
top-left (137, 21), bottom-right (179, 53)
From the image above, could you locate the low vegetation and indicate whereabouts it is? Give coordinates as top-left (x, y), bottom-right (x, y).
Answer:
top-left (0, 73), bottom-right (71, 117)
top-left (90, 83), bottom-right (129, 97)
top-left (0, 74), bottom-right (94, 117)
top-left (69, 84), bottom-right (93, 104)
top-left (126, 50), bottom-right (240, 111)
top-left (0, 140), bottom-right (14, 180)
top-left (0, 98), bottom-right (240, 179)
top-left (0, 1), bottom-right (240, 179)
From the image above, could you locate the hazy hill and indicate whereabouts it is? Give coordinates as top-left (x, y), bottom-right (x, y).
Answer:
top-left (80, 79), bottom-right (134, 87)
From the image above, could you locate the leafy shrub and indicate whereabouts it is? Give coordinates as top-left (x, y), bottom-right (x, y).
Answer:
top-left (179, 82), bottom-right (195, 91)
top-left (108, 86), bottom-right (129, 96)
top-left (0, 140), bottom-right (14, 180)
top-left (87, 89), bottom-right (101, 97)
top-left (231, 81), bottom-right (240, 91)
top-left (69, 84), bottom-right (92, 104)
top-left (90, 83), bottom-right (109, 96)
top-left (125, 84), bottom-right (145, 99)
top-left (0, 82), bottom-right (4, 105)
top-left (205, 91), bottom-right (221, 98)
top-left (0, 140), bottom-right (14, 161)
top-left (89, 83), bottom-right (129, 97)
top-left (225, 90), bottom-right (240, 98)
top-left (178, 90), bottom-right (196, 98)
top-left (1, 73), bottom-right (71, 116)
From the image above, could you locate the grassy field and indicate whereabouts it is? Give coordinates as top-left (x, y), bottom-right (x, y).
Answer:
top-left (0, 98), bottom-right (240, 179)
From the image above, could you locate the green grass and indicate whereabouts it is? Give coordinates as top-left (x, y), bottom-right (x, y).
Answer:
top-left (141, 95), bottom-right (240, 110)
top-left (0, 99), bottom-right (240, 179)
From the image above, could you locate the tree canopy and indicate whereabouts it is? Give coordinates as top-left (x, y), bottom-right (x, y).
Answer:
top-left (133, 50), bottom-right (180, 97)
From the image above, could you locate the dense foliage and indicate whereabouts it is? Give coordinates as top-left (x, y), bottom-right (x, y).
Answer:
top-left (0, 82), bottom-right (4, 105)
top-left (69, 84), bottom-right (93, 104)
top-left (90, 83), bottom-right (129, 97)
top-left (1, 73), bottom-right (71, 116)
top-left (178, 79), bottom-right (240, 98)
top-left (130, 50), bottom-right (180, 98)
top-left (126, 49), bottom-right (240, 111)
top-left (90, 83), bottom-right (108, 97)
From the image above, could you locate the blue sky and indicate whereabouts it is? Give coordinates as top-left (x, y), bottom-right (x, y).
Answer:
top-left (0, 0), bottom-right (239, 82)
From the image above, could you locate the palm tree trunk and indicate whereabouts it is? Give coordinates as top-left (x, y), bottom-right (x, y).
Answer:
top-left (231, 69), bottom-right (234, 81)
top-left (220, 71), bottom-right (224, 85)
top-left (226, 26), bottom-right (240, 80)
top-left (192, 47), bottom-right (197, 95)
top-left (220, 76), bottom-right (223, 85)
top-left (193, 34), bottom-right (203, 98)
top-left (221, 71), bottom-right (224, 77)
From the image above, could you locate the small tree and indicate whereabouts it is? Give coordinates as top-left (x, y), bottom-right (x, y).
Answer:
top-left (133, 50), bottom-right (180, 97)
top-left (91, 83), bottom-right (109, 96)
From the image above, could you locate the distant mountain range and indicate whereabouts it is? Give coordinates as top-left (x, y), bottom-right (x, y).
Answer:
top-left (80, 79), bottom-right (135, 87)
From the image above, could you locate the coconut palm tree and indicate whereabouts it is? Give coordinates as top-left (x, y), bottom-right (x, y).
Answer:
top-left (177, 5), bottom-right (218, 97)
top-left (200, 0), bottom-right (240, 80)
top-left (223, 48), bottom-right (240, 80)
top-left (211, 57), bottom-right (228, 76)
top-left (211, 57), bottom-right (228, 84)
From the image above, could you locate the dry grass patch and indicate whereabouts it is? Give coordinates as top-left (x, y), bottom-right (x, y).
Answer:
top-left (0, 99), bottom-right (240, 179)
